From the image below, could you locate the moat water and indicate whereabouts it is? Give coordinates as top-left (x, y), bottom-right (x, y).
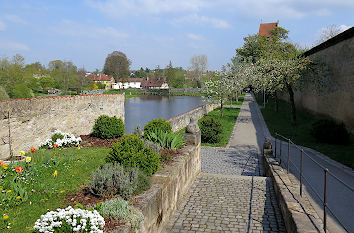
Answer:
top-left (124, 95), bottom-right (205, 133)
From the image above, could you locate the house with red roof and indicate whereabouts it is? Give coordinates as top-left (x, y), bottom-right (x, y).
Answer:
top-left (141, 77), bottom-right (169, 90)
top-left (86, 73), bottom-right (115, 89)
top-left (258, 22), bottom-right (278, 37)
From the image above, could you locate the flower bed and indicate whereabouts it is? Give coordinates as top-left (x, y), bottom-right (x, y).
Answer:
top-left (39, 130), bottom-right (82, 149)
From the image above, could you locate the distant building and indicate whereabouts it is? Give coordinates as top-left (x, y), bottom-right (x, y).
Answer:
top-left (113, 78), bottom-right (142, 89)
top-left (112, 77), bottom-right (169, 90)
top-left (258, 22), bottom-right (278, 37)
top-left (87, 73), bottom-right (115, 89)
top-left (141, 78), bottom-right (169, 90)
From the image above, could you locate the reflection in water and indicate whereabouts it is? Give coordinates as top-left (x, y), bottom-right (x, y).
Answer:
top-left (124, 95), bottom-right (205, 133)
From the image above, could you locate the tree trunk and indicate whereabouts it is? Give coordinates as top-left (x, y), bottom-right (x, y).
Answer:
top-left (286, 83), bottom-right (296, 123)
top-left (220, 97), bottom-right (224, 118)
top-left (236, 91), bottom-right (239, 103)
top-left (274, 90), bottom-right (278, 112)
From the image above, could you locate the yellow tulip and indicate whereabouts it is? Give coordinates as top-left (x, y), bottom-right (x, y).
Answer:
top-left (53, 170), bottom-right (58, 177)
top-left (25, 157), bottom-right (31, 163)
top-left (77, 146), bottom-right (81, 150)
top-left (16, 196), bottom-right (21, 200)
top-left (3, 164), bottom-right (8, 170)
top-left (20, 151), bottom-right (25, 156)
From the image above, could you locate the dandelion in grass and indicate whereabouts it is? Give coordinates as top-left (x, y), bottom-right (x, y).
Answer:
top-left (53, 170), bottom-right (58, 177)
top-left (3, 215), bottom-right (9, 220)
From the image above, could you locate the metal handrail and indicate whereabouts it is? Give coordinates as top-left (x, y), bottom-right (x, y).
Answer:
top-left (268, 133), bottom-right (354, 233)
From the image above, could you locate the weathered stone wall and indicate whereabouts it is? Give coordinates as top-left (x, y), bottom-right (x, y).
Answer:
top-left (167, 102), bottom-right (219, 132)
top-left (0, 94), bottom-right (124, 159)
top-left (135, 127), bottom-right (201, 233)
top-left (282, 34), bottom-right (354, 133)
top-left (169, 88), bottom-right (203, 93)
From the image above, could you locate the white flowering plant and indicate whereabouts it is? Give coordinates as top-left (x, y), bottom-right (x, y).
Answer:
top-left (39, 130), bottom-right (82, 149)
top-left (33, 206), bottom-right (105, 233)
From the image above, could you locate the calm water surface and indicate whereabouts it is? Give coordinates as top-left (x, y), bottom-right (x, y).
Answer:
top-left (124, 95), bottom-right (205, 133)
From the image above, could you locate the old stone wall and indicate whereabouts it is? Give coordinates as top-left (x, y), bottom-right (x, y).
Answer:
top-left (167, 102), bottom-right (219, 132)
top-left (135, 129), bottom-right (201, 233)
top-left (282, 33), bottom-right (354, 133)
top-left (0, 94), bottom-right (124, 159)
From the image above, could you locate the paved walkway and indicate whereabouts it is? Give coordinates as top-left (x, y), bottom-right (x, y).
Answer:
top-left (166, 94), bottom-right (286, 232)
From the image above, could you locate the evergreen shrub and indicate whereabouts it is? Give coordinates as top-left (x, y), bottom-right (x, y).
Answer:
top-left (105, 134), bottom-right (160, 176)
top-left (200, 116), bottom-right (223, 143)
top-left (92, 115), bottom-right (124, 139)
top-left (311, 119), bottom-right (350, 145)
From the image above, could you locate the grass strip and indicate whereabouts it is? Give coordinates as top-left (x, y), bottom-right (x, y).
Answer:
top-left (256, 95), bottom-right (354, 168)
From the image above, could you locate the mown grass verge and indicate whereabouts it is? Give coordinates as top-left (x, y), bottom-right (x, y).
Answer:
top-left (256, 95), bottom-right (354, 168)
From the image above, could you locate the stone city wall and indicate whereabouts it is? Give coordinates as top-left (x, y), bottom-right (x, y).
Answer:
top-left (281, 29), bottom-right (354, 133)
top-left (0, 94), bottom-right (124, 159)
top-left (167, 102), bottom-right (219, 132)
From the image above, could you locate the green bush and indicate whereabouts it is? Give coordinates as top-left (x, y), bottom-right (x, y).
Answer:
top-left (106, 134), bottom-right (160, 176)
top-left (200, 116), bottom-right (223, 143)
top-left (92, 115), bottom-right (125, 139)
top-left (144, 118), bottom-right (171, 137)
top-left (145, 129), bottom-right (184, 150)
top-left (11, 83), bottom-right (33, 99)
top-left (311, 119), bottom-right (350, 145)
top-left (99, 197), bottom-right (144, 232)
top-left (88, 163), bottom-right (136, 199)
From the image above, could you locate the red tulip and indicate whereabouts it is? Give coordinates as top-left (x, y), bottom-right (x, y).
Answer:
top-left (53, 144), bottom-right (58, 148)
top-left (15, 167), bottom-right (23, 173)
top-left (30, 147), bottom-right (36, 153)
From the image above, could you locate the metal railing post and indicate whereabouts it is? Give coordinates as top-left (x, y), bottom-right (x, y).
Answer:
top-left (287, 139), bottom-right (290, 173)
top-left (300, 149), bottom-right (303, 197)
top-left (324, 168), bottom-right (328, 232)
top-left (279, 140), bottom-right (282, 165)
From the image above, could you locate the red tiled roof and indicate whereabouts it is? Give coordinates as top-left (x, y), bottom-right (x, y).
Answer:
top-left (258, 22), bottom-right (278, 37)
top-left (141, 78), bottom-right (166, 88)
top-left (88, 74), bottom-right (114, 81)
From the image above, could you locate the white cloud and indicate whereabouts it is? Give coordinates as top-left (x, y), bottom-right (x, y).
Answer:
top-left (174, 14), bottom-right (231, 29)
top-left (85, 0), bottom-right (209, 17)
top-left (187, 33), bottom-right (204, 40)
top-left (215, 0), bottom-right (354, 19)
top-left (52, 20), bottom-right (129, 39)
top-left (3, 14), bottom-right (27, 24)
top-left (0, 21), bottom-right (6, 31)
top-left (0, 40), bottom-right (29, 51)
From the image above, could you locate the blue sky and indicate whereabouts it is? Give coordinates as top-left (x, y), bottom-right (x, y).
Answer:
top-left (0, 0), bottom-right (353, 71)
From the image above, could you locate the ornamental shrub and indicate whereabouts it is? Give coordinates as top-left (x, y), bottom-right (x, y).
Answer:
top-left (311, 119), bottom-right (350, 145)
top-left (200, 116), bottom-right (223, 143)
top-left (106, 134), bottom-right (160, 176)
top-left (92, 115), bottom-right (125, 139)
top-left (144, 118), bottom-right (171, 137)
top-left (88, 163), bottom-right (151, 199)
top-left (99, 197), bottom-right (144, 232)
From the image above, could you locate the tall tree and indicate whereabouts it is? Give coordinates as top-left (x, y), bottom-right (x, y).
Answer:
top-left (165, 61), bottom-right (176, 86)
top-left (190, 55), bottom-right (208, 87)
top-left (103, 51), bottom-right (131, 82)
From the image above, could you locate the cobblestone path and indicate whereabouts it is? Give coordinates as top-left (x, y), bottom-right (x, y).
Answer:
top-left (166, 94), bottom-right (286, 232)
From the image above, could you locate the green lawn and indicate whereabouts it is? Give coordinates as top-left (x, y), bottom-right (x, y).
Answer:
top-left (199, 107), bottom-right (241, 147)
top-left (256, 96), bottom-right (354, 168)
top-left (1, 147), bottom-right (109, 232)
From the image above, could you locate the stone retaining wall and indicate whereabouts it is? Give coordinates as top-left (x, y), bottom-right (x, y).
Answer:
top-left (263, 154), bottom-right (324, 233)
top-left (167, 102), bottom-right (219, 132)
top-left (0, 94), bottom-right (124, 159)
top-left (134, 134), bottom-right (201, 232)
